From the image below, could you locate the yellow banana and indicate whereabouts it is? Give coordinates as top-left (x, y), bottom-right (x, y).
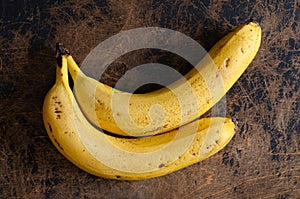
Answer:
top-left (43, 55), bottom-right (235, 180)
top-left (67, 22), bottom-right (261, 137)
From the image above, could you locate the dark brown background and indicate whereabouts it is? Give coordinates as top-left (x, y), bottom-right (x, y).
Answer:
top-left (1, 0), bottom-right (299, 198)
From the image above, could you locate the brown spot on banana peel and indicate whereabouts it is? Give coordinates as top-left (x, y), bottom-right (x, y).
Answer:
top-left (96, 99), bottom-right (104, 106)
top-left (53, 137), bottom-right (64, 151)
top-left (48, 123), bottom-right (53, 132)
top-left (47, 125), bottom-right (64, 151)
top-left (223, 58), bottom-right (230, 68)
top-left (158, 163), bottom-right (165, 168)
top-left (46, 122), bottom-right (63, 150)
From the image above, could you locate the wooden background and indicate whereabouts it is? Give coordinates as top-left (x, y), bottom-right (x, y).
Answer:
top-left (1, 0), bottom-right (299, 198)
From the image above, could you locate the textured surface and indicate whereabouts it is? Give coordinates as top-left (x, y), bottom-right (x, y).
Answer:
top-left (1, 0), bottom-right (299, 198)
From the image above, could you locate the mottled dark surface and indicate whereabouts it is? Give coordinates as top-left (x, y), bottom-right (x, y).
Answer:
top-left (1, 0), bottom-right (299, 198)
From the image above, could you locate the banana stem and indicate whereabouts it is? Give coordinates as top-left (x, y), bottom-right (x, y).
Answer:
top-left (55, 43), bottom-right (69, 85)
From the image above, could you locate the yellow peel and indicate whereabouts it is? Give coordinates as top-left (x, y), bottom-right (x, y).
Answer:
top-left (67, 22), bottom-right (261, 137)
top-left (43, 56), bottom-right (235, 180)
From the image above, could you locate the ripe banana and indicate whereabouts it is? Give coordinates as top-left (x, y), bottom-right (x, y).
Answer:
top-left (43, 54), bottom-right (235, 180)
top-left (67, 22), bottom-right (261, 137)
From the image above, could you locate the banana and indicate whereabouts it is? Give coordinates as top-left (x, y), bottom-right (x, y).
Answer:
top-left (43, 54), bottom-right (235, 180)
top-left (67, 22), bottom-right (261, 137)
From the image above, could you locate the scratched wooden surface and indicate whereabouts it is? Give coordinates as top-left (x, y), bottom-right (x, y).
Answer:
top-left (1, 0), bottom-right (299, 198)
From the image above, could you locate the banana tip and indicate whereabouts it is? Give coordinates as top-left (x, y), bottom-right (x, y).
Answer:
top-left (247, 19), bottom-right (261, 27)
top-left (56, 43), bottom-right (70, 57)
top-left (55, 43), bottom-right (70, 67)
